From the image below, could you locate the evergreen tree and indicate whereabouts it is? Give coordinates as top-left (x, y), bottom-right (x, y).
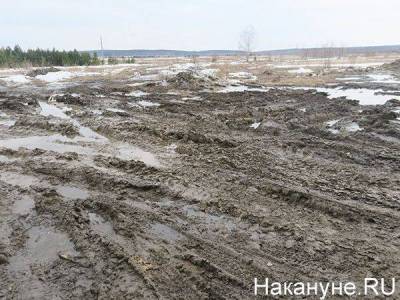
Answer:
top-left (0, 46), bottom-right (101, 68)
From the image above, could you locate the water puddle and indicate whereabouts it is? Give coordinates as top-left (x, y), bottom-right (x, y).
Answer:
top-left (12, 195), bottom-right (35, 215)
top-left (89, 212), bottom-right (137, 254)
top-left (183, 206), bottom-right (236, 232)
top-left (0, 102), bottom-right (160, 167)
top-left (0, 172), bottom-right (39, 188)
top-left (39, 101), bottom-right (107, 141)
top-left (89, 213), bottom-right (116, 237)
top-left (116, 143), bottom-right (161, 167)
top-left (0, 135), bottom-right (160, 167)
top-left (6, 226), bottom-right (74, 299)
top-left (39, 101), bottom-right (69, 119)
top-left (8, 226), bottom-right (77, 273)
top-left (56, 185), bottom-right (90, 200)
top-left (124, 199), bottom-right (152, 211)
top-left (0, 135), bottom-right (94, 155)
top-left (148, 222), bottom-right (184, 242)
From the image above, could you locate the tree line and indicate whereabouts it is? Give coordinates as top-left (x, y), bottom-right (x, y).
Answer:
top-left (0, 45), bottom-right (101, 68)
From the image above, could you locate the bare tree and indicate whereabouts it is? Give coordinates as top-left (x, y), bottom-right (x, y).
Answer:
top-left (239, 26), bottom-right (256, 62)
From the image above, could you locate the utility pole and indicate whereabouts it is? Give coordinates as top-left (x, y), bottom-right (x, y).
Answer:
top-left (100, 36), bottom-right (104, 58)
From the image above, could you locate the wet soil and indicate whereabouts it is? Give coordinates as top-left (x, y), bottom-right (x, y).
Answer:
top-left (0, 72), bottom-right (400, 299)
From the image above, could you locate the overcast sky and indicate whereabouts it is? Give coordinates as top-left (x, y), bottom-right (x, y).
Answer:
top-left (1, 0), bottom-right (400, 51)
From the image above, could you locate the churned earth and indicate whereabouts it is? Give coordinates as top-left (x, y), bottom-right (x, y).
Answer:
top-left (0, 59), bottom-right (400, 299)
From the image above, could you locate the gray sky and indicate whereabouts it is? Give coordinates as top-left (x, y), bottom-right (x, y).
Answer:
top-left (1, 0), bottom-right (400, 51)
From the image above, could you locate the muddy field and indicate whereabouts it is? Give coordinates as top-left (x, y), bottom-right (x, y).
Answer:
top-left (1, 57), bottom-right (400, 299)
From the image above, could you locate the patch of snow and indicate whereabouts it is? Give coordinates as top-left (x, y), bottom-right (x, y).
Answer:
top-left (367, 74), bottom-right (400, 84)
top-left (199, 68), bottom-right (218, 77)
top-left (126, 90), bottom-right (149, 97)
top-left (37, 71), bottom-right (98, 83)
top-left (346, 122), bottom-right (362, 132)
top-left (133, 74), bottom-right (160, 81)
top-left (1, 75), bottom-right (30, 84)
top-left (219, 85), bottom-right (269, 93)
top-left (128, 82), bottom-right (147, 87)
top-left (229, 72), bottom-right (252, 78)
top-left (326, 119), bottom-right (340, 127)
top-left (159, 70), bottom-right (178, 77)
top-left (320, 88), bottom-right (400, 105)
top-left (290, 87), bottom-right (400, 105)
top-left (274, 62), bottom-right (384, 69)
top-left (288, 68), bottom-right (313, 74)
top-left (182, 96), bottom-right (202, 101)
top-left (250, 122), bottom-right (261, 129)
top-left (336, 77), bottom-right (363, 81)
top-left (106, 108), bottom-right (126, 113)
top-left (138, 100), bottom-right (160, 107)
top-left (0, 120), bottom-right (16, 127)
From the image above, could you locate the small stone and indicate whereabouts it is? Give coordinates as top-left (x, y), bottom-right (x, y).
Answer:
top-left (0, 254), bottom-right (9, 265)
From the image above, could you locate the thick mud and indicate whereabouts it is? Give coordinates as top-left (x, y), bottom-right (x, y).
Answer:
top-left (0, 69), bottom-right (400, 299)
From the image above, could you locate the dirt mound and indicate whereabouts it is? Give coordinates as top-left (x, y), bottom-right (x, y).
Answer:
top-left (0, 96), bottom-right (37, 110)
top-left (26, 67), bottom-right (61, 77)
top-left (166, 71), bottom-right (215, 90)
top-left (48, 93), bottom-right (87, 106)
top-left (381, 59), bottom-right (400, 72)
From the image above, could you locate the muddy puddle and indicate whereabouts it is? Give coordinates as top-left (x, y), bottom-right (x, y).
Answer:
top-left (6, 226), bottom-right (78, 298)
top-left (12, 195), bottom-right (35, 215)
top-left (0, 101), bottom-right (161, 167)
top-left (0, 135), bottom-right (95, 155)
top-left (8, 226), bottom-right (78, 272)
top-left (89, 212), bottom-right (137, 254)
top-left (183, 206), bottom-right (236, 232)
top-left (147, 223), bottom-right (184, 243)
top-left (124, 199), bottom-right (153, 211)
top-left (0, 134), bottom-right (161, 167)
top-left (116, 143), bottom-right (160, 167)
top-left (39, 101), bottom-right (107, 141)
top-left (56, 185), bottom-right (90, 200)
top-left (0, 172), bottom-right (40, 188)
